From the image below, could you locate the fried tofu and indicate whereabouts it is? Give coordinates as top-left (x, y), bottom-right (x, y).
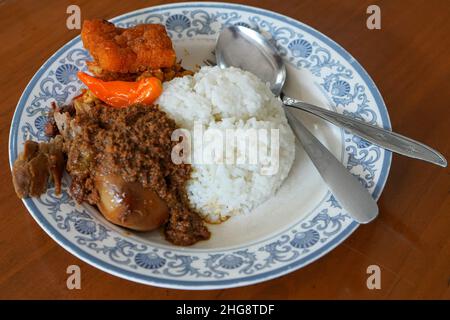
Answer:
top-left (81, 19), bottom-right (176, 74)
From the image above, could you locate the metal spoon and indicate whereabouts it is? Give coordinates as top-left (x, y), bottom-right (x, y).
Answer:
top-left (214, 25), bottom-right (379, 223)
top-left (215, 26), bottom-right (447, 168)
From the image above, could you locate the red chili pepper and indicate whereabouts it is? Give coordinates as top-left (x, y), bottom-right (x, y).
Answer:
top-left (77, 72), bottom-right (163, 108)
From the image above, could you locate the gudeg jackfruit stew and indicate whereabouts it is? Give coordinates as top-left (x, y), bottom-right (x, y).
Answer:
top-left (12, 19), bottom-right (296, 246)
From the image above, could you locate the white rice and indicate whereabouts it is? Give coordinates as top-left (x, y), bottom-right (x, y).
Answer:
top-left (156, 66), bottom-right (295, 222)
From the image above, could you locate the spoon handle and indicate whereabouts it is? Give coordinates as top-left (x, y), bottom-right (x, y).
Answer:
top-left (282, 96), bottom-right (447, 167)
top-left (285, 109), bottom-right (379, 224)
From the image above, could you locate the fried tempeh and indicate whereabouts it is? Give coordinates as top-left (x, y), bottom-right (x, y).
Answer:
top-left (81, 19), bottom-right (176, 74)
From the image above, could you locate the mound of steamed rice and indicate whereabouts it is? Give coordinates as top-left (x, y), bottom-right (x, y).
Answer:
top-left (156, 66), bottom-right (295, 222)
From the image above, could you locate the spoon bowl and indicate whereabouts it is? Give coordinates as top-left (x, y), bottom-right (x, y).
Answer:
top-left (216, 26), bottom-right (286, 96)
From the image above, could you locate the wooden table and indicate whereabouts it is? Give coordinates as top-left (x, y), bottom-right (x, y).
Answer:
top-left (0, 0), bottom-right (449, 299)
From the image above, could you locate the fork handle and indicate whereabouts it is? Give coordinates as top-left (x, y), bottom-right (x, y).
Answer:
top-left (282, 96), bottom-right (447, 167)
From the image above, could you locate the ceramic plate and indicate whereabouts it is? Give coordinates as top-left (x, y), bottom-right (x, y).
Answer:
top-left (9, 2), bottom-right (391, 289)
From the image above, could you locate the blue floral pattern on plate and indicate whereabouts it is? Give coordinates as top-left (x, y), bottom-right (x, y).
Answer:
top-left (288, 39), bottom-right (313, 58)
top-left (55, 64), bottom-right (79, 84)
top-left (166, 14), bottom-right (191, 34)
top-left (8, 3), bottom-right (391, 289)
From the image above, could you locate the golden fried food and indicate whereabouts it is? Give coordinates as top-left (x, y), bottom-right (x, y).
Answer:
top-left (86, 60), bottom-right (193, 82)
top-left (81, 19), bottom-right (176, 74)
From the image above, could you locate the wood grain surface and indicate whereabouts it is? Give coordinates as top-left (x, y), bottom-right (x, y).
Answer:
top-left (0, 0), bottom-right (449, 299)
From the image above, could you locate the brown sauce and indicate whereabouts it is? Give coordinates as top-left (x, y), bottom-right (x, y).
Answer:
top-left (65, 103), bottom-right (210, 245)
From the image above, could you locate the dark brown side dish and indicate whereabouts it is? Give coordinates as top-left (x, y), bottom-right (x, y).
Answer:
top-left (12, 136), bottom-right (64, 198)
top-left (11, 20), bottom-right (210, 246)
top-left (58, 97), bottom-right (209, 245)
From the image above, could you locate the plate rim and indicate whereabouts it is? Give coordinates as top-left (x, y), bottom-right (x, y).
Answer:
top-left (8, 1), bottom-right (392, 290)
